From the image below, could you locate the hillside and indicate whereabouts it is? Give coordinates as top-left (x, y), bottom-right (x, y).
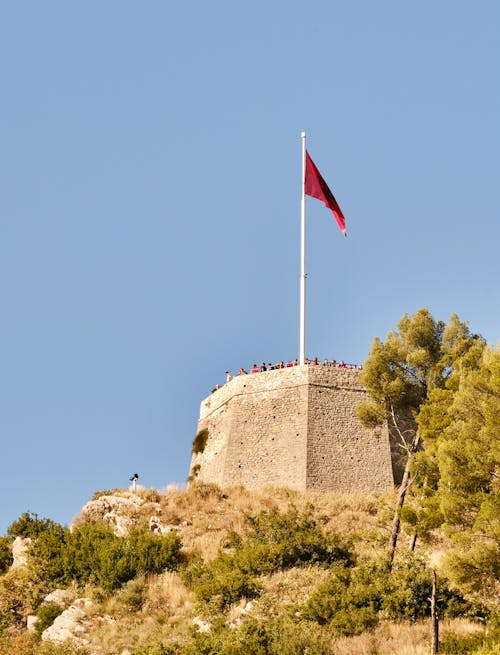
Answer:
top-left (0, 483), bottom-right (498, 655)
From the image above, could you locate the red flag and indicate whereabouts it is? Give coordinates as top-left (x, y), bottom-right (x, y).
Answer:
top-left (305, 151), bottom-right (347, 236)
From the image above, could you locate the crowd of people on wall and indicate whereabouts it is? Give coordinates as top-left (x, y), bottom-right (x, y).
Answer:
top-left (210, 358), bottom-right (362, 392)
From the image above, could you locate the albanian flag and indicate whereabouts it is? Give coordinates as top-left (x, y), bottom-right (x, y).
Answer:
top-left (305, 151), bottom-right (347, 236)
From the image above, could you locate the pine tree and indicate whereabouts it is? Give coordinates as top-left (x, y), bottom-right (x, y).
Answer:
top-left (357, 310), bottom-right (484, 564)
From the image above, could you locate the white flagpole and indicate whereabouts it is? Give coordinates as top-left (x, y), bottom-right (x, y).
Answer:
top-left (299, 131), bottom-right (307, 366)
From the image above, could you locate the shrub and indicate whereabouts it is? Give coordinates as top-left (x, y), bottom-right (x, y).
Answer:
top-left (118, 575), bottom-right (146, 612)
top-left (7, 512), bottom-right (58, 539)
top-left (384, 553), bottom-right (473, 621)
top-left (91, 489), bottom-right (124, 501)
top-left (29, 522), bottom-right (183, 592)
top-left (192, 428), bottom-right (209, 454)
top-left (29, 522), bottom-right (70, 585)
top-left (304, 553), bottom-right (475, 636)
top-left (382, 554), bottom-right (432, 620)
top-left (138, 487), bottom-right (161, 503)
top-left (304, 562), bottom-right (382, 635)
top-left (187, 464), bottom-right (201, 482)
top-left (240, 506), bottom-right (354, 571)
top-left (37, 641), bottom-right (89, 654)
top-left (131, 644), bottom-right (181, 655)
top-left (184, 507), bottom-right (353, 613)
top-left (127, 527), bottom-right (183, 578)
top-left (183, 616), bottom-right (335, 655)
top-left (0, 536), bottom-right (13, 574)
top-left (440, 631), bottom-right (491, 654)
top-left (0, 569), bottom-right (44, 632)
top-left (190, 481), bottom-right (224, 500)
top-left (35, 601), bottom-right (64, 636)
top-left (186, 555), bottom-right (260, 612)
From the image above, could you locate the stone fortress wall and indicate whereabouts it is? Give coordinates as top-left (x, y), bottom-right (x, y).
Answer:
top-left (189, 365), bottom-right (396, 494)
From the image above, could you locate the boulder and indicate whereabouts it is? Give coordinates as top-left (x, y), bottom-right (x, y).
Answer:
top-left (41, 597), bottom-right (94, 644)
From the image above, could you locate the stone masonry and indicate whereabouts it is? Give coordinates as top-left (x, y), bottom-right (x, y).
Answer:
top-left (189, 365), bottom-right (395, 494)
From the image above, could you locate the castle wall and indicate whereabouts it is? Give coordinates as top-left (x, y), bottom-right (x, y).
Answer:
top-left (305, 367), bottom-right (394, 493)
top-left (190, 366), bottom-right (395, 494)
top-left (193, 367), bottom-right (308, 490)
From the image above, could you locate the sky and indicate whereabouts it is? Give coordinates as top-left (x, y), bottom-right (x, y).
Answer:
top-left (0, 1), bottom-right (498, 534)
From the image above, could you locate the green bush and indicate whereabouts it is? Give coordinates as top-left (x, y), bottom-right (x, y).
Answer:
top-left (118, 575), bottom-right (146, 612)
top-left (0, 536), bottom-right (13, 574)
top-left (7, 512), bottom-right (58, 539)
top-left (29, 522), bottom-right (182, 592)
top-left (238, 506), bottom-right (354, 572)
top-left (382, 554), bottom-right (432, 620)
top-left (35, 601), bottom-right (64, 636)
top-left (131, 646), bottom-right (180, 655)
top-left (187, 555), bottom-right (260, 612)
top-left (440, 631), bottom-right (491, 654)
top-left (304, 562), bottom-right (382, 635)
top-left (304, 553), bottom-right (475, 636)
top-left (30, 522), bottom-right (71, 585)
top-left (384, 553), bottom-right (473, 621)
top-left (0, 568), bottom-right (45, 632)
top-left (184, 507), bottom-right (353, 613)
top-left (37, 640), bottom-right (90, 654)
top-left (183, 616), bottom-right (335, 655)
top-left (192, 428), bottom-right (209, 454)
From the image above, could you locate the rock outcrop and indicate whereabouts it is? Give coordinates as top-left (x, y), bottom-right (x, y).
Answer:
top-left (41, 598), bottom-right (94, 644)
top-left (11, 536), bottom-right (31, 569)
top-left (74, 493), bottom-right (148, 536)
top-left (73, 492), bottom-right (174, 537)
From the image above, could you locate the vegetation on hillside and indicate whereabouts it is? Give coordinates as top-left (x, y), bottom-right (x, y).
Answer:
top-left (0, 308), bottom-right (498, 654)
top-left (358, 309), bottom-right (498, 605)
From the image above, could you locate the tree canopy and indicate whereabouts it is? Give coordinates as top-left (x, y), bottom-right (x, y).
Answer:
top-left (358, 309), bottom-right (499, 601)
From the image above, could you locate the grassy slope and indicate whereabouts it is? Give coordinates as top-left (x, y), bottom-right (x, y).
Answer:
top-left (0, 484), bottom-right (494, 655)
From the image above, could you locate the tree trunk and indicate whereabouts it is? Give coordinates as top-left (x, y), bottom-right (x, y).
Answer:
top-left (388, 432), bottom-right (421, 567)
top-left (410, 531), bottom-right (418, 551)
top-left (430, 569), bottom-right (439, 654)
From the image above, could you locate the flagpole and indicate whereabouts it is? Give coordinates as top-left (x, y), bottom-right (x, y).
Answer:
top-left (299, 131), bottom-right (306, 366)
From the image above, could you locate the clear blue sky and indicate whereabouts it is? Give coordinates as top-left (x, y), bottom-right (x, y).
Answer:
top-left (1, 1), bottom-right (498, 533)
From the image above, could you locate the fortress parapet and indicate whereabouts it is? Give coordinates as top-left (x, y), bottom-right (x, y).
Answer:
top-left (189, 365), bottom-right (395, 494)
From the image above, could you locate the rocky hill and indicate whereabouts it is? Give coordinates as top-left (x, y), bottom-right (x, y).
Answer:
top-left (0, 483), bottom-right (497, 655)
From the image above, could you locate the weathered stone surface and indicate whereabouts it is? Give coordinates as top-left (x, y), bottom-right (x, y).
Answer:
top-left (190, 366), bottom-right (395, 494)
top-left (73, 493), bottom-right (149, 536)
top-left (26, 615), bottom-right (38, 633)
top-left (43, 588), bottom-right (75, 608)
top-left (193, 615), bottom-right (211, 633)
top-left (41, 597), bottom-right (93, 644)
top-left (148, 515), bottom-right (173, 535)
top-left (228, 599), bottom-right (253, 628)
top-left (11, 536), bottom-right (31, 569)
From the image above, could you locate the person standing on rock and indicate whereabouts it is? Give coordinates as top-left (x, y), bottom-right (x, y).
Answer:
top-left (129, 473), bottom-right (138, 492)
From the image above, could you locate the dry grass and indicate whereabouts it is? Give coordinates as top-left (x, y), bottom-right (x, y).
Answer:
top-left (73, 484), bottom-right (391, 563)
top-left (152, 483), bottom-right (390, 563)
top-left (255, 565), bottom-right (330, 617)
top-left (86, 573), bottom-right (195, 654)
top-left (144, 571), bottom-right (194, 613)
top-left (331, 618), bottom-right (486, 655)
top-left (6, 485), bottom-right (492, 655)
